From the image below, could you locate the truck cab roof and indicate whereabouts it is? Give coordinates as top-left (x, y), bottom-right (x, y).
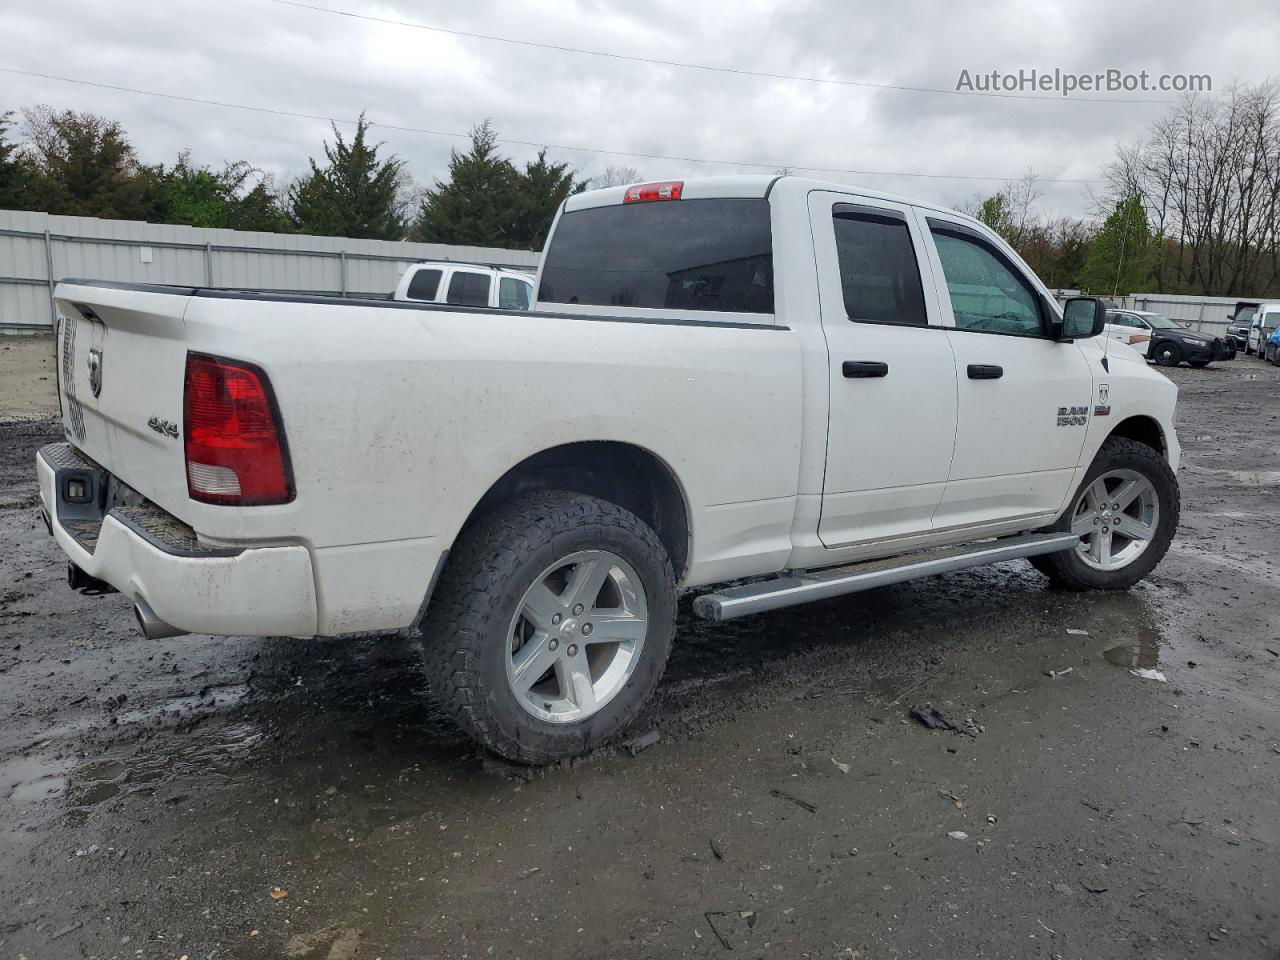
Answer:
top-left (563, 174), bottom-right (979, 224)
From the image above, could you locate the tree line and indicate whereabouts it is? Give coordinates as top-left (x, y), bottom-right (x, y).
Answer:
top-left (0, 107), bottom-right (608, 249)
top-left (4, 84), bottom-right (1280, 297)
top-left (968, 80), bottom-right (1280, 299)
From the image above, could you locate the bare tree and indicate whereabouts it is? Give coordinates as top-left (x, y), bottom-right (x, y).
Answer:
top-left (1102, 81), bottom-right (1280, 297)
top-left (591, 165), bottom-right (641, 188)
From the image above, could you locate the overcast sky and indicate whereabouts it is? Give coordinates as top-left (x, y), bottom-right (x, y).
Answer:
top-left (3, 0), bottom-right (1278, 221)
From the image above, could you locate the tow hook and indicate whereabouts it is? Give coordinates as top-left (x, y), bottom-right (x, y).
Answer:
top-left (67, 562), bottom-right (116, 596)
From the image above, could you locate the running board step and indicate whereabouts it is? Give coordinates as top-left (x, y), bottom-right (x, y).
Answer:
top-left (692, 532), bottom-right (1081, 621)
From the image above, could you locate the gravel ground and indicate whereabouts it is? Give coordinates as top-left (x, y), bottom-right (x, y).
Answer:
top-left (1, 353), bottom-right (1278, 959)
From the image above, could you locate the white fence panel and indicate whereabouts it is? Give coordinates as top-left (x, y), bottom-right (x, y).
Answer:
top-left (0, 208), bottom-right (540, 332)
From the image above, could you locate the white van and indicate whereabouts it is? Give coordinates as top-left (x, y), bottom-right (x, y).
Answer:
top-left (393, 262), bottom-right (535, 310)
top-left (1246, 303), bottom-right (1280, 357)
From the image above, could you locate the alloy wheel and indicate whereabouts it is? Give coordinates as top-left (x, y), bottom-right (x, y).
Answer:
top-left (1070, 470), bottom-right (1160, 571)
top-left (505, 550), bottom-right (648, 723)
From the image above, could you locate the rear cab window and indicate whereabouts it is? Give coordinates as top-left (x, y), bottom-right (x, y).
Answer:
top-left (405, 268), bottom-right (443, 301)
top-left (539, 197), bottom-right (774, 317)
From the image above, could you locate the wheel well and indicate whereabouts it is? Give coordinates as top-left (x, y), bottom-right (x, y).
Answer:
top-left (1108, 415), bottom-right (1166, 458)
top-left (461, 442), bottom-right (691, 579)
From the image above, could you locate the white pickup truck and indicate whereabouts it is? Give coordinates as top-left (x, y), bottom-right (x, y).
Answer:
top-left (392, 260), bottom-right (535, 310)
top-left (39, 175), bottom-right (1181, 763)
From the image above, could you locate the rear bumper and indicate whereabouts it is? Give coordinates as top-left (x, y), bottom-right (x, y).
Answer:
top-left (38, 444), bottom-right (319, 637)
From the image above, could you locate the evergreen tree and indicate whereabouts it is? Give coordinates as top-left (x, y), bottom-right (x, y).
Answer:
top-left (412, 121), bottom-right (519, 246)
top-left (1079, 195), bottom-right (1155, 296)
top-left (413, 123), bottom-right (585, 249)
top-left (0, 111), bottom-right (36, 210)
top-left (290, 114), bottom-right (406, 239)
top-left (511, 149), bottom-right (582, 249)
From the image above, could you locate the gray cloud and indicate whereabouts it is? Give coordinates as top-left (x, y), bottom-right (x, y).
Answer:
top-left (3, 0), bottom-right (1275, 218)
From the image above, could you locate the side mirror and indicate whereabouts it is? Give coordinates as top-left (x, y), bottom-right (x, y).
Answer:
top-left (1060, 297), bottom-right (1107, 340)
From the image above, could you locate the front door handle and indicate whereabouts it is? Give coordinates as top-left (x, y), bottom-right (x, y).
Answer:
top-left (843, 361), bottom-right (889, 378)
top-left (967, 364), bottom-right (1004, 380)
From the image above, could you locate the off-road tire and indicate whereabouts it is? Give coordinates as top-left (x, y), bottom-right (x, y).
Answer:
top-left (419, 491), bottom-right (677, 764)
top-left (1153, 341), bottom-right (1182, 367)
top-left (1030, 437), bottom-right (1179, 590)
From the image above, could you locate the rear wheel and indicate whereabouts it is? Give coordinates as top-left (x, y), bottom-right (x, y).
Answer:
top-left (1188, 359), bottom-right (1209, 369)
top-left (1153, 341), bottom-right (1182, 367)
top-left (1030, 438), bottom-right (1179, 590)
top-left (420, 491), bottom-right (677, 764)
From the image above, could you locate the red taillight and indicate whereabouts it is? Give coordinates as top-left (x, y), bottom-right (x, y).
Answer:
top-left (623, 180), bottom-right (684, 203)
top-left (183, 353), bottom-right (293, 505)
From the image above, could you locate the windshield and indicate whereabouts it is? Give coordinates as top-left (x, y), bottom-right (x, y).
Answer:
top-left (1144, 314), bottom-right (1182, 329)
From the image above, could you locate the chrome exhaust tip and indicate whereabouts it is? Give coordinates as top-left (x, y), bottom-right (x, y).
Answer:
top-left (133, 599), bottom-right (189, 640)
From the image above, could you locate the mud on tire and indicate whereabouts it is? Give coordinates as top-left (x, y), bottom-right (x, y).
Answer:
top-left (419, 491), bottom-right (677, 764)
top-left (1030, 437), bottom-right (1180, 591)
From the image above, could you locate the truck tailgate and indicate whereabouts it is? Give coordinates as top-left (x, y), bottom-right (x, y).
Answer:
top-left (55, 282), bottom-right (195, 519)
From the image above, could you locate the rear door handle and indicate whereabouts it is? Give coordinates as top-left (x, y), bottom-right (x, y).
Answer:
top-left (967, 364), bottom-right (1003, 380)
top-left (842, 361), bottom-right (889, 378)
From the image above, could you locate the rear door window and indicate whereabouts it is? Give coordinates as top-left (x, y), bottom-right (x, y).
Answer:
top-left (446, 271), bottom-right (492, 307)
top-left (539, 198), bottom-right (774, 314)
top-left (832, 207), bottom-right (927, 326)
top-left (405, 268), bottom-right (442, 301)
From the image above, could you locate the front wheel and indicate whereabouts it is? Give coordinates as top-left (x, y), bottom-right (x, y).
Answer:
top-left (1153, 341), bottom-right (1182, 367)
top-left (420, 491), bottom-right (677, 764)
top-left (1030, 438), bottom-right (1179, 590)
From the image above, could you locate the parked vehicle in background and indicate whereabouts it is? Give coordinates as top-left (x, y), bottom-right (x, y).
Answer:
top-left (393, 261), bottom-right (535, 310)
top-left (38, 176), bottom-right (1182, 764)
top-left (1227, 301), bottom-right (1260, 352)
top-left (1104, 309), bottom-right (1155, 351)
top-left (1115, 310), bottom-right (1232, 367)
top-left (1246, 303), bottom-right (1280, 358)
top-left (1265, 325), bottom-right (1280, 364)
